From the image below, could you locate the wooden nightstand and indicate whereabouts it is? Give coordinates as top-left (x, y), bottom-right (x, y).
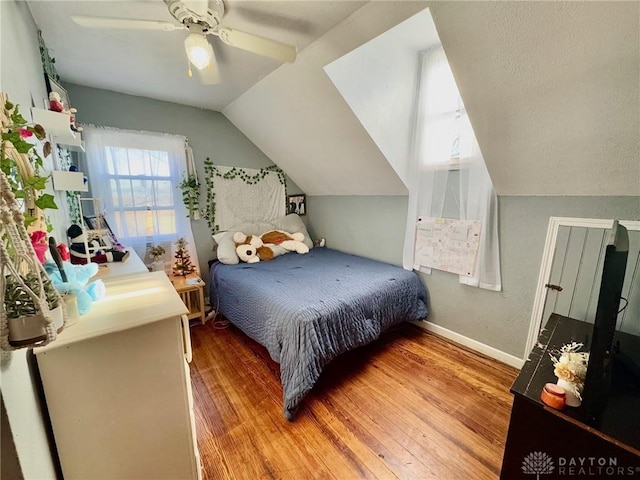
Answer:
top-left (169, 272), bottom-right (206, 325)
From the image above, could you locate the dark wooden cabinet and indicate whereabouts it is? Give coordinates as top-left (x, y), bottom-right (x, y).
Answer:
top-left (501, 314), bottom-right (640, 480)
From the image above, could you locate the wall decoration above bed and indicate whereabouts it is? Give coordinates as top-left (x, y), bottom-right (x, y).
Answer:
top-left (203, 158), bottom-right (287, 233)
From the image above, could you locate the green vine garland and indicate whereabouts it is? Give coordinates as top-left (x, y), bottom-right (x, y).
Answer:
top-left (56, 146), bottom-right (82, 225)
top-left (202, 158), bottom-right (287, 234)
top-left (179, 173), bottom-right (200, 219)
top-left (37, 29), bottom-right (60, 82)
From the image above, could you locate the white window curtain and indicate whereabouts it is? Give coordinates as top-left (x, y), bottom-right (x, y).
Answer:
top-left (82, 126), bottom-right (199, 269)
top-left (403, 46), bottom-right (501, 291)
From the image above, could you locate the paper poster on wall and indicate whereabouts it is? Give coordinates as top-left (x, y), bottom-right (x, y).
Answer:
top-left (414, 217), bottom-right (482, 276)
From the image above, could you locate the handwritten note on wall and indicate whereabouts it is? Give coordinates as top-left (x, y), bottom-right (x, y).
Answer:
top-left (414, 217), bottom-right (482, 276)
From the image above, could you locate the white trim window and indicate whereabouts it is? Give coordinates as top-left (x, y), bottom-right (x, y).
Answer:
top-left (105, 146), bottom-right (176, 242)
top-left (403, 46), bottom-right (501, 291)
top-left (82, 126), bottom-right (199, 267)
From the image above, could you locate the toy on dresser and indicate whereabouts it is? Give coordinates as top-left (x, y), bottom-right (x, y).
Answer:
top-left (67, 224), bottom-right (129, 265)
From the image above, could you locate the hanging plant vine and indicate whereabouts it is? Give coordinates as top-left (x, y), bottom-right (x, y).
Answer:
top-left (179, 173), bottom-right (200, 220)
top-left (56, 146), bottom-right (82, 225)
top-left (202, 158), bottom-right (287, 234)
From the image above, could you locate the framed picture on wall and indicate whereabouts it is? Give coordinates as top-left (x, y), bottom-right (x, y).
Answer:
top-left (287, 194), bottom-right (306, 216)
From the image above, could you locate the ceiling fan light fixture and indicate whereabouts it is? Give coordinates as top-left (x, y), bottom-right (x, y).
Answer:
top-left (184, 33), bottom-right (213, 70)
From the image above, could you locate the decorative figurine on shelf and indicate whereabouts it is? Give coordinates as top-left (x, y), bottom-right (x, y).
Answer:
top-left (172, 237), bottom-right (196, 276)
top-left (48, 92), bottom-right (64, 113)
top-left (48, 92), bottom-right (82, 132)
top-left (69, 107), bottom-right (82, 133)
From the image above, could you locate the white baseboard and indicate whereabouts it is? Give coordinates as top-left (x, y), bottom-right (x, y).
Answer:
top-left (413, 321), bottom-right (524, 369)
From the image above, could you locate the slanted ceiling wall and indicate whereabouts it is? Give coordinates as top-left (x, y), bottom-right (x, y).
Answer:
top-left (225, 1), bottom-right (639, 197)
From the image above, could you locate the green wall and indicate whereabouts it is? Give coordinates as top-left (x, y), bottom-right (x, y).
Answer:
top-left (64, 83), bottom-right (303, 277)
top-left (1, 1), bottom-right (60, 478)
top-left (307, 194), bottom-right (640, 358)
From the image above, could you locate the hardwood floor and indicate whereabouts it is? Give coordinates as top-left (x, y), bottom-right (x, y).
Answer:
top-left (189, 321), bottom-right (518, 480)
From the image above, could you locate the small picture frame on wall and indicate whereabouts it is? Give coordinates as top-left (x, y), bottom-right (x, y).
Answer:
top-left (44, 74), bottom-right (71, 109)
top-left (287, 194), bottom-right (306, 216)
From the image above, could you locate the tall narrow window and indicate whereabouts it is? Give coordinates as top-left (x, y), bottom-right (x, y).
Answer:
top-left (404, 46), bottom-right (501, 291)
top-left (82, 127), bottom-right (198, 267)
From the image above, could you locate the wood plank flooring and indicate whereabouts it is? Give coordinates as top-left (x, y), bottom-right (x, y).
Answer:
top-left (189, 321), bottom-right (518, 480)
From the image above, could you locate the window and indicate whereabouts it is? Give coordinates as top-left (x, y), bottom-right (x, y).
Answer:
top-left (82, 127), bottom-right (198, 265)
top-left (418, 46), bottom-right (475, 171)
top-left (105, 146), bottom-right (176, 241)
top-left (403, 45), bottom-right (502, 291)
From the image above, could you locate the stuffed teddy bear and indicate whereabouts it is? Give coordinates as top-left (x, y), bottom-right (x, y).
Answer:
top-left (67, 224), bottom-right (129, 265)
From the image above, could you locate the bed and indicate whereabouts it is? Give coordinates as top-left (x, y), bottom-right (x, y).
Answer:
top-left (209, 247), bottom-right (429, 419)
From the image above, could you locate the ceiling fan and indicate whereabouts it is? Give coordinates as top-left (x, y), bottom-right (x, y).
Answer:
top-left (71, 0), bottom-right (297, 85)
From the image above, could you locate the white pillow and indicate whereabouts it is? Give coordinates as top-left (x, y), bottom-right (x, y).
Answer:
top-left (270, 214), bottom-right (313, 249)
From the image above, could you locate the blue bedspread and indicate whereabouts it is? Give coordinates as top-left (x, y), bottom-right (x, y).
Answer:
top-left (209, 248), bottom-right (428, 419)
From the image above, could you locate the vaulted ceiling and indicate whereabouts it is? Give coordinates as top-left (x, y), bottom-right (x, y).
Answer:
top-left (29, 1), bottom-right (640, 198)
top-left (225, 1), bottom-right (640, 197)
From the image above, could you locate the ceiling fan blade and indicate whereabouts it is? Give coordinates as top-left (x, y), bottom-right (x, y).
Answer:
top-left (215, 27), bottom-right (296, 63)
top-left (71, 15), bottom-right (183, 32)
top-left (196, 50), bottom-right (222, 85)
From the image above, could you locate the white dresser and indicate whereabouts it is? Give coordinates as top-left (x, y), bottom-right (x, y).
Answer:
top-left (34, 264), bottom-right (201, 479)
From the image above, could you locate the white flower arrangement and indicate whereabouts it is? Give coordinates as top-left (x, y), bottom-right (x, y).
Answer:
top-left (550, 342), bottom-right (590, 400)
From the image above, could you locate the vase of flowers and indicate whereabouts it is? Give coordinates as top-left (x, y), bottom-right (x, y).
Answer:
top-left (148, 244), bottom-right (166, 272)
top-left (550, 342), bottom-right (590, 407)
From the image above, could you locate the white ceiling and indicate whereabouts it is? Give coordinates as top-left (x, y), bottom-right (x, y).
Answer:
top-left (27, 0), bottom-right (365, 111)
top-left (226, 1), bottom-right (640, 197)
top-left (27, 1), bottom-right (640, 198)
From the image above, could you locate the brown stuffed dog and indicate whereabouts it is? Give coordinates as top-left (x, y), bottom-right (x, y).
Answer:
top-left (233, 230), bottom-right (309, 263)
top-left (233, 232), bottom-right (273, 263)
top-left (260, 230), bottom-right (309, 255)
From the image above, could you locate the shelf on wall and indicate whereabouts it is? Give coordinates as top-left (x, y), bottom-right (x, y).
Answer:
top-left (52, 171), bottom-right (88, 192)
top-left (31, 107), bottom-right (84, 150)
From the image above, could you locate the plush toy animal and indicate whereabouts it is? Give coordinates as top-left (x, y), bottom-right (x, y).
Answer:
top-left (233, 232), bottom-right (271, 263)
top-left (234, 230), bottom-right (309, 263)
top-left (261, 230), bottom-right (309, 255)
top-left (44, 260), bottom-right (105, 315)
top-left (67, 224), bottom-right (129, 265)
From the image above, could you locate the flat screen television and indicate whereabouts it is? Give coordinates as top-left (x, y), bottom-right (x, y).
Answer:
top-left (581, 220), bottom-right (629, 427)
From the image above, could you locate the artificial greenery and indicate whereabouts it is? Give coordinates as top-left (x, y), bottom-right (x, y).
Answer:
top-left (202, 158), bottom-right (287, 234)
top-left (149, 244), bottom-right (166, 261)
top-left (179, 173), bottom-right (200, 219)
top-left (3, 273), bottom-right (60, 319)
top-left (57, 146), bottom-right (82, 225)
top-left (1, 99), bottom-right (58, 229)
top-left (37, 29), bottom-right (60, 82)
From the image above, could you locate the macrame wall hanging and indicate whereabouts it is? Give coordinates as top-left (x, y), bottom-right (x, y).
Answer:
top-left (203, 158), bottom-right (287, 233)
top-left (1, 171), bottom-right (67, 350)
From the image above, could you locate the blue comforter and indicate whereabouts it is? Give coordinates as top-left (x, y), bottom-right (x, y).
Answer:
top-left (209, 248), bottom-right (428, 419)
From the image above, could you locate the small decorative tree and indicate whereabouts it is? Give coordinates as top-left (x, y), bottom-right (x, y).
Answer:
top-left (172, 238), bottom-right (195, 276)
